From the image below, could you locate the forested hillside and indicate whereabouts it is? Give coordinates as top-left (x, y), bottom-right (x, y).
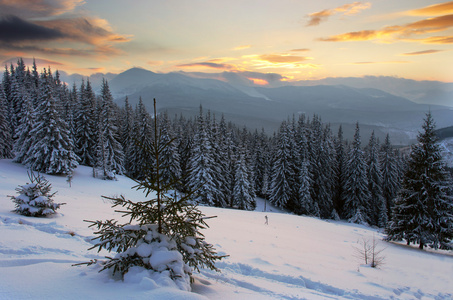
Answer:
top-left (0, 59), bottom-right (422, 228)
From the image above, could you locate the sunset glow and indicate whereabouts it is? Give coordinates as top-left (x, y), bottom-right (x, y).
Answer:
top-left (248, 78), bottom-right (269, 86)
top-left (0, 0), bottom-right (451, 82)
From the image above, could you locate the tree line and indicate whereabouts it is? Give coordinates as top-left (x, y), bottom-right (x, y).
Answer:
top-left (3, 59), bottom-right (449, 240)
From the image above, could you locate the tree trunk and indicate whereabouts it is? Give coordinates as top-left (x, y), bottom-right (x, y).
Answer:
top-left (419, 242), bottom-right (424, 250)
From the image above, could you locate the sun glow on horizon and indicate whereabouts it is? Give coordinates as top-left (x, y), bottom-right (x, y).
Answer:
top-left (248, 78), bottom-right (269, 86)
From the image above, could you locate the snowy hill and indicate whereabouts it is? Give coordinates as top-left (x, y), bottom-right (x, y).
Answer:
top-left (439, 137), bottom-right (453, 168)
top-left (0, 159), bottom-right (452, 299)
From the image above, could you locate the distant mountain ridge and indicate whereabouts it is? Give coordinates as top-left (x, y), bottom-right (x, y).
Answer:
top-left (59, 68), bottom-right (453, 144)
top-left (436, 126), bottom-right (453, 140)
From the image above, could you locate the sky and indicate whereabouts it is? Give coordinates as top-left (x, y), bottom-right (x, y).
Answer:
top-left (0, 0), bottom-right (453, 84)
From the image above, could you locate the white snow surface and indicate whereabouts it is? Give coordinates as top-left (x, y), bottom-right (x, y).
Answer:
top-left (439, 137), bottom-right (453, 168)
top-left (0, 159), bottom-right (452, 299)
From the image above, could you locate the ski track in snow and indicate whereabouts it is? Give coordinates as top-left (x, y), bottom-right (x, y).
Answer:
top-left (201, 261), bottom-right (357, 300)
top-left (199, 260), bottom-right (452, 300)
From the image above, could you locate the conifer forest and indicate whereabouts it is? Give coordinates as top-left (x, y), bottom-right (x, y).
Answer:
top-left (1, 59), bottom-right (452, 242)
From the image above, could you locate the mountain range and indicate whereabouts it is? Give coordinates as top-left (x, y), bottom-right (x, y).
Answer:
top-left (60, 68), bottom-right (453, 145)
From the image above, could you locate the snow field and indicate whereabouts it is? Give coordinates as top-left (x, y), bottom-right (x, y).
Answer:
top-left (0, 159), bottom-right (452, 299)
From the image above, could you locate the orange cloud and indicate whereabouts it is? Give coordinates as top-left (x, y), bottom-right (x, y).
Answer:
top-left (416, 35), bottom-right (453, 44)
top-left (306, 2), bottom-right (371, 26)
top-left (233, 45), bottom-right (252, 51)
top-left (290, 48), bottom-right (310, 52)
top-left (319, 14), bottom-right (453, 43)
top-left (258, 54), bottom-right (311, 64)
top-left (176, 61), bottom-right (235, 70)
top-left (408, 1), bottom-right (453, 16)
top-left (401, 49), bottom-right (443, 56)
top-left (147, 60), bottom-right (164, 66)
top-left (351, 61), bottom-right (409, 64)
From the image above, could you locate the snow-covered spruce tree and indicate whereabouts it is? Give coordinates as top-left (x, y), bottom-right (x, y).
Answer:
top-left (84, 99), bottom-right (225, 289)
top-left (232, 147), bottom-right (256, 210)
top-left (269, 121), bottom-right (295, 209)
top-left (209, 114), bottom-right (229, 208)
top-left (10, 171), bottom-right (64, 217)
top-left (24, 71), bottom-right (78, 175)
top-left (94, 79), bottom-right (124, 179)
top-left (218, 115), bottom-right (236, 207)
top-left (158, 111), bottom-right (181, 187)
top-left (174, 114), bottom-right (193, 194)
top-left (127, 97), bottom-right (153, 179)
top-left (12, 91), bottom-right (34, 163)
top-left (9, 59), bottom-right (26, 135)
top-left (343, 122), bottom-right (370, 224)
top-left (74, 79), bottom-right (97, 167)
top-left (386, 112), bottom-right (453, 250)
top-left (367, 131), bottom-right (387, 227)
top-left (298, 159), bottom-right (320, 217)
top-left (333, 125), bottom-right (347, 217)
top-left (0, 86), bottom-right (13, 159)
top-left (120, 96), bottom-right (134, 174)
top-left (252, 128), bottom-right (270, 199)
top-left (187, 106), bottom-right (217, 205)
top-left (308, 116), bottom-right (335, 219)
top-left (380, 134), bottom-right (400, 221)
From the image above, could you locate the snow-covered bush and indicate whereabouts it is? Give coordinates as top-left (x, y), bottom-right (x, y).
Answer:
top-left (87, 222), bottom-right (192, 291)
top-left (10, 171), bottom-right (64, 217)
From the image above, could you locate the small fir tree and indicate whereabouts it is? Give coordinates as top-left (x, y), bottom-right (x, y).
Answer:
top-left (386, 112), bottom-right (453, 250)
top-left (83, 99), bottom-right (225, 288)
top-left (10, 171), bottom-right (64, 217)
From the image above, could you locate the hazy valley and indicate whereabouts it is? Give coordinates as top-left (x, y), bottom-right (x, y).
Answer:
top-left (60, 68), bottom-right (453, 145)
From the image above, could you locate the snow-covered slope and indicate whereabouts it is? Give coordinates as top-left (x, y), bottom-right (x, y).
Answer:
top-left (0, 160), bottom-right (452, 299)
top-left (439, 137), bottom-right (453, 168)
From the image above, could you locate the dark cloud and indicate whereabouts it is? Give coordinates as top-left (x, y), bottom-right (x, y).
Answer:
top-left (0, 15), bottom-right (64, 42)
top-left (0, 42), bottom-right (95, 56)
top-left (2, 57), bottom-right (63, 68)
top-left (0, 0), bottom-right (85, 18)
top-left (237, 71), bottom-right (285, 82)
top-left (290, 48), bottom-right (310, 52)
top-left (177, 62), bottom-right (234, 70)
top-left (401, 49), bottom-right (443, 56)
top-left (306, 2), bottom-right (371, 26)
